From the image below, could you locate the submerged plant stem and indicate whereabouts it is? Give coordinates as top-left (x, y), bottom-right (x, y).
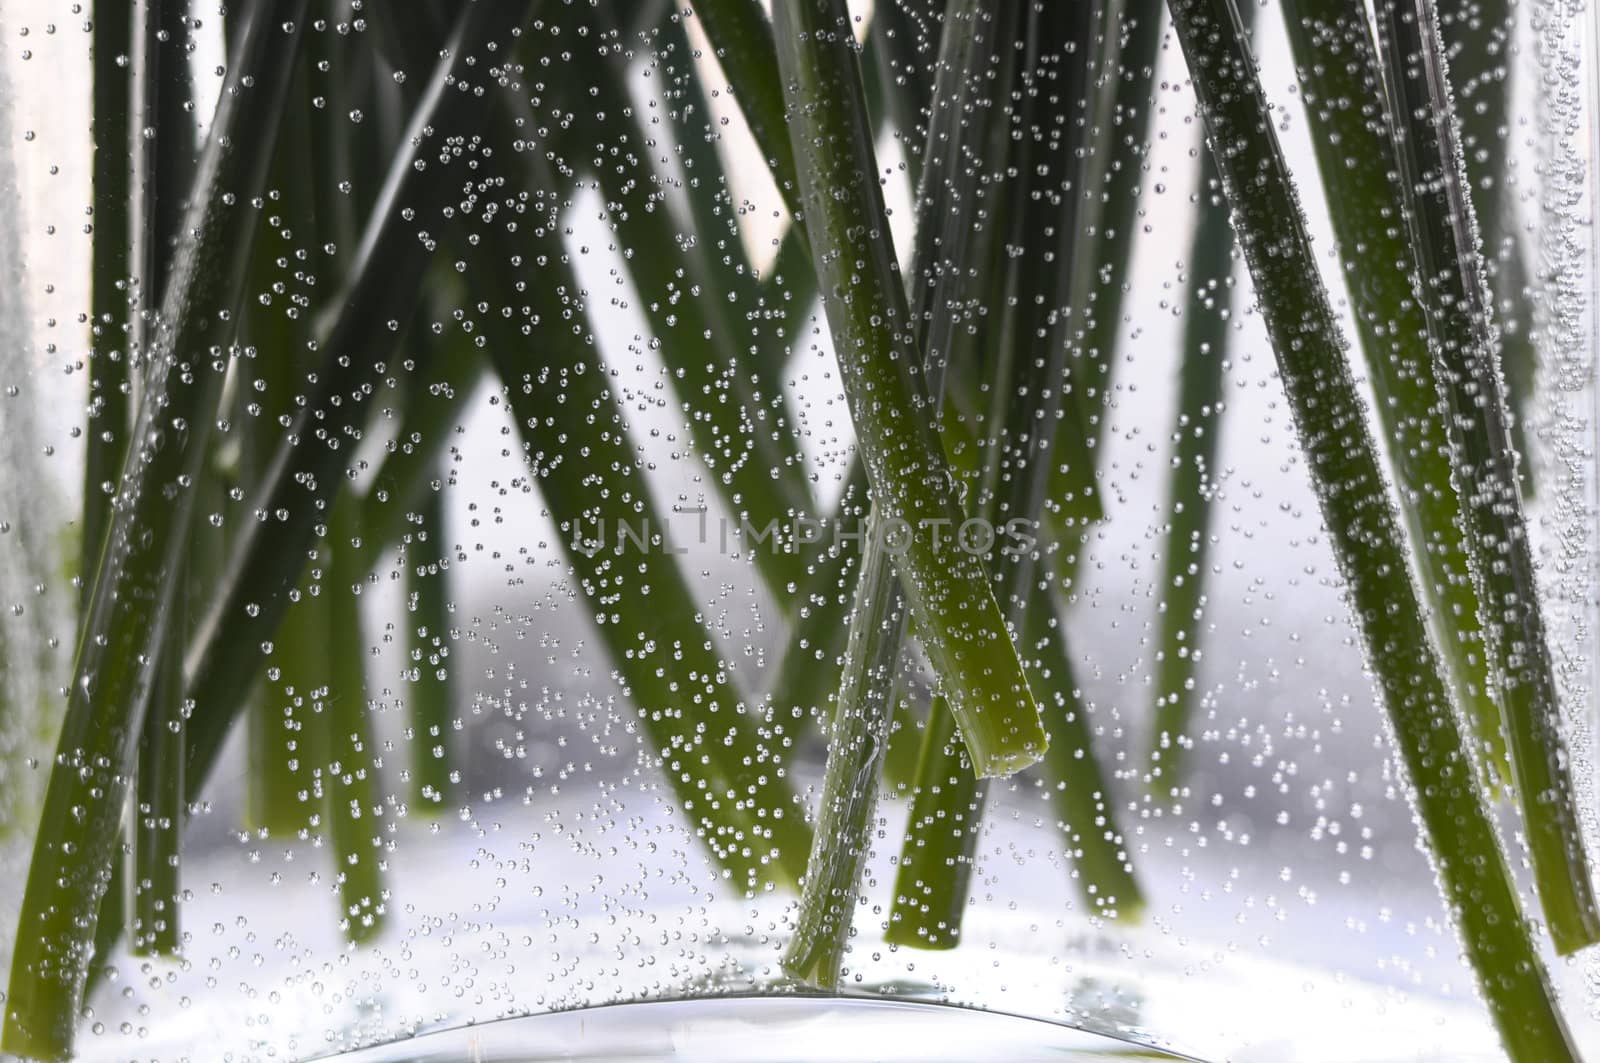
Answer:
top-left (1437, 0), bottom-right (1537, 494)
top-left (691, 0), bottom-right (800, 215)
top-left (252, 572), bottom-right (324, 838)
top-left (772, 0), bottom-right (1046, 779)
top-left (82, 0), bottom-right (133, 610)
top-left (560, 50), bottom-right (814, 594)
top-left (1279, 0), bottom-right (1504, 789)
top-left (78, 0), bottom-right (138, 991)
top-left (887, 0), bottom-right (1136, 948)
top-left (1067, 0), bottom-right (1166, 501)
top-left (181, 1), bottom-right (538, 802)
top-left (1373, 0), bottom-right (1600, 955)
top-left (323, 503), bottom-right (387, 944)
top-left (782, 523), bottom-right (911, 982)
top-left (405, 489), bottom-right (455, 808)
top-left (781, 0), bottom-right (1023, 978)
top-left (1025, 589), bottom-right (1143, 920)
top-left (132, 564), bottom-right (185, 958)
top-left (886, 696), bottom-right (979, 949)
top-left (474, 190), bottom-right (813, 890)
top-left (1148, 142), bottom-right (1233, 781)
top-left (1164, 0), bottom-right (1579, 1054)
top-left (1147, 0), bottom-right (1253, 781)
top-left (3, 6), bottom-right (310, 1057)
top-left (240, 68), bottom-right (320, 839)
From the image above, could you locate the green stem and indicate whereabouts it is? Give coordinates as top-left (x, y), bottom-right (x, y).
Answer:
top-left (1148, 52), bottom-right (1240, 781)
top-left (139, 0), bottom-right (196, 309)
top-left (1050, 0), bottom-right (1158, 592)
top-left (322, 502), bottom-right (388, 944)
top-left (680, 3), bottom-right (828, 386)
top-left (1496, 251), bottom-right (1538, 497)
top-left (889, 0), bottom-right (1117, 948)
top-left (768, 457), bottom-right (870, 719)
top-left (1279, 0), bottom-right (1504, 789)
top-left (1163, 0), bottom-right (1578, 1054)
top-left (132, 560), bottom-right (185, 957)
top-left (655, 4), bottom-right (878, 415)
top-left (357, 318), bottom-right (486, 575)
top-left (864, 0), bottom-right (939, 190)
top-left (653, 10), bottom-right (779, 382)
top-left (240, 58), bottom-right (321, 839)
top-left (381, 9), bottom-right (805, 882)
top-left (81, 838), bottom-right (127, 1005)
top-left (754, 26), bottom-right (913, 709)
top-left (1025, 588), bottom-right (1143, 920)
top-left (761, 2), bottom-right (974, 718)
top-left (82, 0), bottom-right (134, 612)
top-left (180, 1), bottom-right (538, 804)
top-left (474, 204), bottom-right (813, 890)
top-left (78, 0), bottom-right (140, 981)
top-left (773, 405), bottom-right (983, 807)
top-left (1072, 0), bottom-right (1164, 457)
top-left (405, 488), bottom-right (455, 808)
top-left (247, 681), bottom-right (304, 835)
top-left (548, 36), bottom-right (814, 590)
top-left (3, 6), bottom-right (310, 1057)
top-left (882, 692), bottom-right (923, 794)
top-left (782, 518), bottom-right (912, 982)
top-left (1437, 0), bottom-right (1537, 495)
top-left (885, 695), bottom-right (978, 948)
top-left (249, 577), bottom-right (322, 837)
top-left (783, 0), bottom-right (1023, 976)
top-left (1373, 0), bottom-right (1600, 955)
top-left (689, 0), bottom-right (800, 214)
top-left (657, 9), bottom-right (746, 259)
top-left (306, 3), bottom-right (375, 259)
top-left (772, 0), bottom-right (1046, 778)
top-left (753, 219), bottom-right (818, 376)
top-left (763, 0), bottom-right (1012, 724)
top-left (258, 570), bottom-right (334, 839)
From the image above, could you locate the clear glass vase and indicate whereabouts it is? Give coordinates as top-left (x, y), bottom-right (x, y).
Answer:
top-left (3, 0), bottom-right (1600, 1060)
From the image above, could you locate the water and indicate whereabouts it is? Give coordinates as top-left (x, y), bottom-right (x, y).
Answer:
top-left (2, 0), bottom-right (1600, 1061)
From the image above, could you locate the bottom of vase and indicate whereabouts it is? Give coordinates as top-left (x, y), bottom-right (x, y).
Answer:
top-left (318, 996), bottom-right (1195, 1063)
